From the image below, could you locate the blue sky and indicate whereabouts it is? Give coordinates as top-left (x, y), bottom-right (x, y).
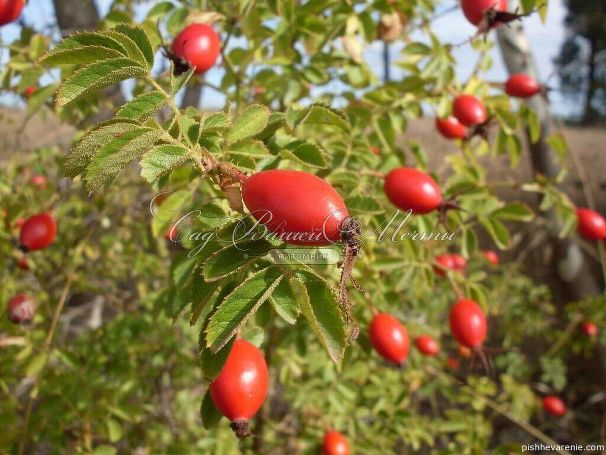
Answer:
top-left (0, 0), bottom-right (571, 116)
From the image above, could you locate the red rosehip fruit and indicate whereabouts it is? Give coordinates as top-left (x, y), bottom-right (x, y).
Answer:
top-left (384, 167), bottom-right (442, 214)
top-left (19, 213), bottom-right (57, 252)
top-left (369, 145), bottom-right (380, 155)
top-left (322, 430), bottom-right (350, 455)
top-left (23, 85), bottom-right (36, 98)
top-left (435, 116), bottom-right (468, 140)
top-left (449, 298), bottom-right (487, 348)
top-left (7, 294), bottom-right (36, 324)
top-left (450, 253), bottom-right (467, 272)
top-left (369, 313), bottom-right (410, 365)
top-left (0, 0), bottom-right (24, 26)
top-left (434, 254), bottom-right (455, 277)
top-left (505, 73), bottom-right (541, 98)
top-left (210, 339), bottom-right (269, 438)
top-left (171, 24), bottom-right (221, 74)
top-left (576, 208), bottom-right (606, 241)
top-left (17, 256), bottom-right (29, 270)
top-left (582, 321), bottom-right (598, 337)
top-left (453, 94), bottom-right (488, 127)
top-left (482, 249), bottom-right (499, 265)
top-left (414, 335), bottom-right (440, 356)
top-left (446, 356), bottom-right (460, 370)
top-left (542, 395), bottom-right (566, 417)
top-left (242, 170), bottom-right (349, 246)
top-left (461, 0), bottom-right (508, 26)
top-left (31, 174), bottom-right (47, 189)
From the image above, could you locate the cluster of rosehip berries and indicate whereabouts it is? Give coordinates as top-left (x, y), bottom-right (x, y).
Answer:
top-left (206, 163), bottom-right (596, 449)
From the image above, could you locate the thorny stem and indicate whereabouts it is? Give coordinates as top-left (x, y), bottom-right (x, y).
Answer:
top-left (545, 312), bottom-right (584, 357)
top-left (426, 366), bottom-right (572, 455)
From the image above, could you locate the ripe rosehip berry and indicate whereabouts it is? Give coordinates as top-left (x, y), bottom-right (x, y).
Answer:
top-left (7, 294), bottom-right (36, 324)
top-left (461, 0), bottom-right (508, 26)
top-left (449, 298), bottom-right (487, 348)
top-left (171, 24), bottom-right (221, 74)
top-left (23, 85), bottom-right (36, 98)
top-left (210, 339), bottom-right (269, 438)
top-left (453, 94), bottom-right (488, 127)
top-left (446, 356), bottom-right (460, 370)
top-left (435, 116), bottom-right (468, 140)
top-left (19, 213), bottom-right (57, 252)
top-left (542, 395), bottom-right (566, 417)
top-left (369, 313), bottom-right (410, 365)
top-left (242, 170), bottom-right (349, 246)
top-left (582, 321), bottom-right (598, 337)
top-left (450, 253), bottom-right (467, 272)
top-left (482, 249), bottom-right (499, 265)
top-left (369, 145), bottom-right (380, 155)
top-left (17, 256), bottom-right (29, 270)
top-left (322, 430), bottom-right (350, 455)
top-left (0, 0), bottom-right (24, 26)
top-left (31, 174), bottom-right (47, 189)
top-left (384, 167), bottom-right (442, 214)
top-left (434, 254), bottom-right (454, 277)
top-left (505, 73), bottom-right (541, 98)
top-left (414, 335), bottom-right (440, 356)
top-left (576, 208), bottom-right (606, 241)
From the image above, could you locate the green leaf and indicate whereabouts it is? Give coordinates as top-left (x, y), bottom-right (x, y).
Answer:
top-left (26, 83), bottom-right (58, 114)
top-left (40, 45), bottom-right (123, 65)
top-left (93, 446), bottom-right (117, 455)
top-left (200, 389), bottom-right (223, 429)
top-left (116, 90), bottom-right (166, 120)
top-left (281, 142), bottom-right (328, 168)
top-left (202, 112), bottom-right (232, 133)
top-left (105, 30), bottom-right (150, 69)
top-left (106, 418), bottom-right (123, 443)
top-left (171, 68), bottom-right (194, 94)
top-left (203, 240), bottom-right (273, 281)
top-left (296, 270), bottom-right (346, 365)
top-left (226, 104), bottom-right (270, 144)
top-left (403, 42), bottom-right (431, 55)
top-left (461, 228), bottom-right (478, 258)
top-left (269, 277), bottom-right (301, 324)
top-left (114, 25), bottom-right (155, 68)
top-left (26, 352), bottom-right (48, 377)
top-left (480, 217), bottom-right (511, 250)
top-left (206, 267), bottom-right (283, 352)
top-left (51, 31), bottom-right (129, 55)
top-left (296, 103), bottom-right (350, 132)
top-left (344, 195), bottom-right (383, 214)
top-left (57, 58), bottom-right (147, 107)
top-left (140, 144), bottom-right (190, 183)
top-left (64, 119), bottom-right (140, 178)
top-left (492, 203), bottom-right (535, 222)
top-left (227, 140), bottom-right (270, 158)
top-left (84, 127), bottom-right (163, 191)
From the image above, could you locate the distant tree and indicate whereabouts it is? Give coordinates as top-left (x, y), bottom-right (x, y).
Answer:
top-left (555, 0), bottom-right (606, 123)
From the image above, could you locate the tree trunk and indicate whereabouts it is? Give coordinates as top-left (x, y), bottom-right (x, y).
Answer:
top-left (496, 7), bottom-right (600, 302)
top-left (181, 83), bottom-right (203, 109)
top-left (582, 37), bottom-right (598, 124)
top-left (52, 0), bottom-right (99, 33)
